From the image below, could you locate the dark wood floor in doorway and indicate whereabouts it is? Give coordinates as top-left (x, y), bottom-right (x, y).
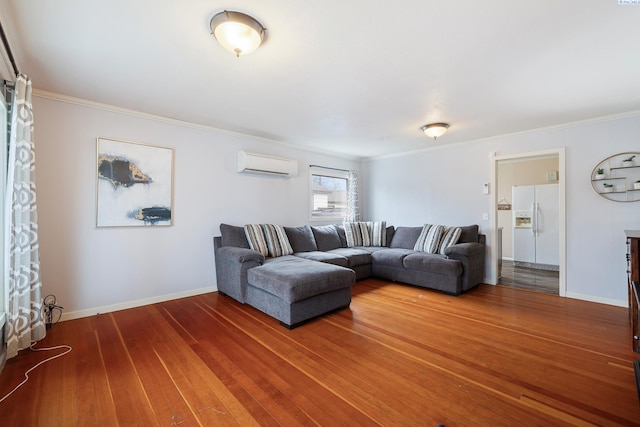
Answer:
top-left (500, 259), bottom-right (559, 294)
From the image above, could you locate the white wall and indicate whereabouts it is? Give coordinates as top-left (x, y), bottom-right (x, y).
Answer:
top-left (33, 95), bottom-right (360, 319)
top-left (364, 114), bottom-right (640, 306)
top-left (32, 93), bottom-right (640, 315)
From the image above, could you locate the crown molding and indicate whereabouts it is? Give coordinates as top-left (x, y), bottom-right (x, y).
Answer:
top-left (368, 109), bottom-right (640, 161)
top-left (32, 89), bottom-right (363, 161)
top-left (35, 88), bottom-right (640, 164)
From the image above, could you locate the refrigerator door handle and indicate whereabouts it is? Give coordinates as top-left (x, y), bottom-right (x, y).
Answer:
top-left (531, 202), bottom-right (537, 236)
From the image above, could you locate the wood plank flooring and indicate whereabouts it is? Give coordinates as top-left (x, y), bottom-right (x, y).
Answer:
top-left (1, 280), bottom-right (639, 426)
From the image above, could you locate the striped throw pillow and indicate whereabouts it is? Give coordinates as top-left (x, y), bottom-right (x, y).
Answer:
top-left (414, 224), bottom-right (445, 254)
top-left (244, 224), bottom-right (268, 256)
top-left (344, 222), bottom-right (371, 247)
top-left (438, 227), bottom-right (462, 255)
top-left (261, 224), bottom-right (294, 257)
top-left (368, 221), bottom-right (387, 247)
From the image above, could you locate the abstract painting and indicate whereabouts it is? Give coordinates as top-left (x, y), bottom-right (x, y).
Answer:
top-left (96, 137), bottom-right (173, 227)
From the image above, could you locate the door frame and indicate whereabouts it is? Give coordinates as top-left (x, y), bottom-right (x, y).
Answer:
top-left (490, 148), bottom-right (566, 297)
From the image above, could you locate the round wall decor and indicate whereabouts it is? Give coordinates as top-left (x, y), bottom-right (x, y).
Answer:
top-left (591, 152), bottom-right (640, 202)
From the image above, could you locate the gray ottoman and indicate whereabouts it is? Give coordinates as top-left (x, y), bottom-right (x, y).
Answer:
top-left (246, 255), bottom-right (355, 328)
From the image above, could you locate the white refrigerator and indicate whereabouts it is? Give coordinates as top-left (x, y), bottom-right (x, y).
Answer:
top-left (512, 184), bottom-right (559, 269)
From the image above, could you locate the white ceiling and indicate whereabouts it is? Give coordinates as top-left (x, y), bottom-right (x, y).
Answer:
top-left (1, 1), bottom-right (640, 159)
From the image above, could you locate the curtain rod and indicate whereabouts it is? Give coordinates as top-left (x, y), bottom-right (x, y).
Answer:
top-left (309, 164), bottom-right (350, 173)
top-left (0, 19), bottom-right (19, 76)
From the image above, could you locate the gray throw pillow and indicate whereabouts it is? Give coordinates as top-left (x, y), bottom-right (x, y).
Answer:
top-left (457, 225), bottom-right (479, 243)
top-left (220, 223), bottom-right (250, 248)
top-left (385, 226), bottom-right (395, 247)
top-left (389, 226), bottom-right (423, 249)
top-left (311, 225), bottom-right (342, 251)
top-left (334, 224), bottom-right (348, 247)
top-left (284, 225), bottom-right (318, 253)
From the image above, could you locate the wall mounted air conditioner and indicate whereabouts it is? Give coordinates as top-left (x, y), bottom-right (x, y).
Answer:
top-left (237, 150), bottom-right (298, 177)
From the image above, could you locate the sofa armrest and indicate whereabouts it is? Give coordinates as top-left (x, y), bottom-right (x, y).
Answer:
top-left (217, 246), bottom-right (265, 263)
top-left (214, 239), bottom-right (265, 303)
top-left (444, 242), bottom-right (485, 291)
top-left (444, 242), bottom-right (484, 258)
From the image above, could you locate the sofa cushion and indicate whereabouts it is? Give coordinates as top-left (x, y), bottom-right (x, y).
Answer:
top-left (335, 224), bottom-right (348, 247)
top-left (371, 248), bottom-right (415, 267)
top-left (248, 257), bottom-right (354, 303)
top-left (220, 223), bottom-right (250, 248)
top-left (386, 226), bottom-right (395, 247)
top-left (403, 252), bottom-right (463, 276)
top-left (414, 224), bottom-right (445, 254)
top-left (389, 226), bottom-right (422, 249)
top-left (438, 226), bottom-right (462, 254)
top-left (457, 224), bottom-right (479, 244)
top-left (262, 224), bottom-right (294, 257)
top-left (327, 248), bottom-right (372, 267)
top-left (284, 225), bottom-right (318, 252)
top-left (353, 246), bottom-right (388, 254)
top-left (344, 222), bottom-right (371, 247)
top-left (311, 225), bottom-right (342, 251)
top-left (244, 224), bottom-right (269, 256)
top-left (293, 251), bottom-right (348, 267)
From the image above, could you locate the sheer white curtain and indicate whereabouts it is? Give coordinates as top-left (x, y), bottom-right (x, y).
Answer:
top-left (346, 170), bottom-right (360, 222)
top-left (5, 74), bottom-right (45, 358)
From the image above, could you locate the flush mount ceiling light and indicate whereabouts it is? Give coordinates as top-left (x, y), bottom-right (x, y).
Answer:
top-left (420, 123), bottom-right (450, 140)
top-left (210, 10), bottom-right (266, 57)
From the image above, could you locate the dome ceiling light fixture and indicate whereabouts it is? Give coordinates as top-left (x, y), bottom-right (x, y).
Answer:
top-left (420, 123), bottom-right (450, 140)
top-left (210, 10), bottom-right (266, 57)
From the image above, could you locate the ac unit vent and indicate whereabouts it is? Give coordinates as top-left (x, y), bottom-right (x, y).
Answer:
top-left (237, 150), bottom-right (298, 177)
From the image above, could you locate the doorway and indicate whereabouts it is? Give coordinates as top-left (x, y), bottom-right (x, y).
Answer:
top-left (490, 149), bottom-right (566, 297)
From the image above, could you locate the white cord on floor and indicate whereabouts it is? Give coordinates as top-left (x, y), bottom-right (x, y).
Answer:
top-left (0, 342), bottom-right (72, 404)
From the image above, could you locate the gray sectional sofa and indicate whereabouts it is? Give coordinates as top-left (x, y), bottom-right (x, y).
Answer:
top-left (213, 223), bottom-right (485, 328)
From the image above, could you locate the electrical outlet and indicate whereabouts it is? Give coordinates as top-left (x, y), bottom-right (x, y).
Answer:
top-left (482, 213), bottom-right (489, 220)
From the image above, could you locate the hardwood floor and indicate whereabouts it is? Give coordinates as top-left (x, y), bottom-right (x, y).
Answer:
top-left (499, 260), bottom-right (560, 295)
top-left (1, 279), bottom-right (639, 426)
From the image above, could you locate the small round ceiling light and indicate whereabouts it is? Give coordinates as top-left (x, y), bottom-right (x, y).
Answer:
top-left (210, 10), bottom-right (266, 57)
top-left (420, 123), bottom-right (449, 140)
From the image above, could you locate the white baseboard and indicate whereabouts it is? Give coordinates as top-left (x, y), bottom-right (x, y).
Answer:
top-left (59, 286), bottom-right (217, 322)
top-left (565, 291), bottom-right (627, 308)
top-left (55, 286), bottom-right (627, 323)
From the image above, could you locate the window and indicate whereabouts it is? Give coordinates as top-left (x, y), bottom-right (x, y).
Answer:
top-left (310, 167), bottom-right (349, 221)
